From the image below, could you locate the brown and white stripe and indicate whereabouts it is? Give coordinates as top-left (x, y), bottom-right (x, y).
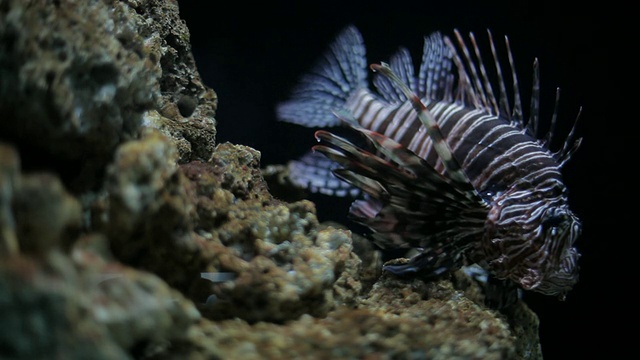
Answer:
top-left (277, 25), bottom-right (583, 299)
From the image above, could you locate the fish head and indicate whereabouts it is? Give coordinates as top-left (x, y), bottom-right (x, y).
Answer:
top-left (484, 189), bottom-right (582, 298)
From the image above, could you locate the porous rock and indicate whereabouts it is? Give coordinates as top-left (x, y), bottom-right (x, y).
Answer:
top-left (0, 0), bottom-right (217, 194)
top-left (129, 0), bottom-right (218, 163)
top-left (144, 269), bottom-right (542, 360)
top-left (0, 144), bottom-right (200, 359)
top-left (102, 131), bottom-right (361, 323)
top-left (0, 0), bottom-right (158, 191)
top-left (0, 142), bottom-right (81, 256)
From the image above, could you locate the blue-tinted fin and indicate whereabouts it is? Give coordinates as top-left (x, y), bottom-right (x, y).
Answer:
top-left (276, 26), bottom-right (368, 127)
top-left (372, 47), bottom-right (417, 104)
top-left (287, 151), bottom-right (360, 197)
top-left (372, 32), bottom-right (456, 105)
top-left (418, 32), bottom-right (455, 102)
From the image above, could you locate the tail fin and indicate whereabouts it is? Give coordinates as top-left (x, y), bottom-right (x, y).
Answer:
top-left (276, 26), bottom-right (368, 127)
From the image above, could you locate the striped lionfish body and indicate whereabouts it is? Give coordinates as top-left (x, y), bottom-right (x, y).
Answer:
top-left (276, 26), bottom-right (582, 299)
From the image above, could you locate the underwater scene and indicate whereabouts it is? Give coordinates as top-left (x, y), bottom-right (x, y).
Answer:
top-left (0, 0), bottom-right (622, 359)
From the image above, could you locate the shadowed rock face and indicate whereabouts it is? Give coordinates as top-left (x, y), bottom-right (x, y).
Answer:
top-left (0, 0), bottom-right (216, 192)
top-left (0, 1), bottom-right (542, 359)
top-left (0, 0), bottom-right (158, 191)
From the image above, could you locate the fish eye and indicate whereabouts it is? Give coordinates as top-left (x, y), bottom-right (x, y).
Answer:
top-left (541, 210), bottom-right (571, 238)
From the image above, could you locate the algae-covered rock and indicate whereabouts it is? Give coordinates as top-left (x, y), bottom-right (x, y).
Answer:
top-left (0, 0), bottom-right (159, 191)
top-left (146, 269), bottom-right (541, 360)
top-left (102, 132), bottom-right (361, 323)
top-left (132, 0), bottom-right (218, 163)
top-left (0, 145), bottom-right (200, 359)
top-left (0, 142), bottom-right (81, 256)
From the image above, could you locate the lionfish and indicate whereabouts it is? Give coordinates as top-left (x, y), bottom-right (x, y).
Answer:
top-left (276, 26), bottom-right (582, 300)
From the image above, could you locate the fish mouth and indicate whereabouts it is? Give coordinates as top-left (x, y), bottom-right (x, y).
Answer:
top-left (526, 246), bottom-right (580, 297)
top-left (533, 211), bottom-right (582, 296)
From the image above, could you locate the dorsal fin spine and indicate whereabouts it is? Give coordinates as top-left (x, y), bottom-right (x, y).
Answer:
top-left (370, 62), bottom-right (478, 195)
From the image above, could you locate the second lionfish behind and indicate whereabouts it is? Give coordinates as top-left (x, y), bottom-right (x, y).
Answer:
top-left (276, 26), bottom-right (582, 300)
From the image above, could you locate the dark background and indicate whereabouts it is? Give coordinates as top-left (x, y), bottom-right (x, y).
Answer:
top-left (179, 1), bottom-right (625, 358)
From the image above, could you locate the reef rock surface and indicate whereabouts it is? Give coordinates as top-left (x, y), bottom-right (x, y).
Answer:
top-left (0, 1), bottom-right (541, 359)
